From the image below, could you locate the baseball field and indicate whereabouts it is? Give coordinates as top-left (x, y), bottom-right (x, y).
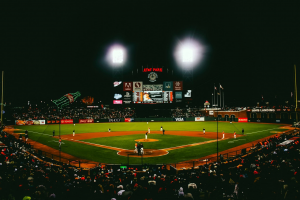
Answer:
top-left (8, 121), bottom-right (289, 165)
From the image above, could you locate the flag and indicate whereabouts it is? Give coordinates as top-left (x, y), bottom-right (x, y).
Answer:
top-left (53, 91), bottom-right (81, 108)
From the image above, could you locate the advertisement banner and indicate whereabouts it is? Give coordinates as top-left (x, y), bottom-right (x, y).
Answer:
top-left (133, 81), bottom-right (143, 92)
top-left (61, 119), bottom-right (74, 124)
top-left (124, 118), bottom-right (134, 122)
top-left (109, 118), bottom-right (121, 122)
top-left (47, 120), bottom-right (60, 124)
top-left (79, 119), bottom-right (94, 123)
top-left (163, 91), bottom-right (173, 103)
top-left (123, 92), bottom-right (132, 104)
top-left (175, 92), bottom-right (182, 99)
top-left (39, 120), bottom-right (45, 125)
top-left (143, 84), bottom-right (163, 91)
top-left (113, 100), bottom-right (123, 104)
top-left (173, 118), bottom-right (186, 121)
top-left (238, 118), bottom-right (248, 122)
top-left (133, 91), bottom-right (143, 102)
top-left (173, 81), bottom-right (183, 91)
top-left (123, 82), bottom-right (133, 91)
top-left (15, 120), bottom-right (26, 125)
top-left (15, 120), bottom-right (46, 125)
top-left (195, 117), bottom-right (205, 121)
top-left (163, 81), bottom-right (173, 91)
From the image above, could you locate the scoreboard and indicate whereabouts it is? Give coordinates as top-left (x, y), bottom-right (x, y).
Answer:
top-left (112, 67), bottom-right (183, 104)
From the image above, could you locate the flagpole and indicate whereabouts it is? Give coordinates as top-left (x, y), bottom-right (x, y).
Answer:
top-left (212, 93), bottom-right (213, 108)
top-left (223, 91), bottom-right (224, 109)
top-left (1, 71), bottom-right (3, 123)
top-left (217, 86), bottom-right (218, 107)
top-left (214, 84), bottom-right (216, 108)
top-left (219, 84), bottom-right (222, 109)
top-left (295, 65), bottom-right (298, 122)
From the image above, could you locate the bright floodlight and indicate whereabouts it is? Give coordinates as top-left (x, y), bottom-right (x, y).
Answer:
top-left (174, 38), bottom-right (205, 69)
top-left (106, 44), bottom-right (127, 66)
top-left (182, 48), bottom-right (193, 63)
top-left (112, 49), bottom-right (123, 63)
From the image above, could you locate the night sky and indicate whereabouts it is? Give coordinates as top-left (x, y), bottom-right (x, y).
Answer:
top-left (1, 1), bottom-right (300, 107)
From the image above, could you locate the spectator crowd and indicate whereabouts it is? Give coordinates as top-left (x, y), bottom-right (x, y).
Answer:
top-left (1, 124), bottom-right (299, 200)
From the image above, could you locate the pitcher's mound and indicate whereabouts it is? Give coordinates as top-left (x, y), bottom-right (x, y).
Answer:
top-left (118, 149), bottom-right (168, 157)
top-left (135, 139), bottom-right (158, 142)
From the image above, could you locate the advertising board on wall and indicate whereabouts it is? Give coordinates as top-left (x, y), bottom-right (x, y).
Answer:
top-left (195, 117), bottom-right (205, 121)
top-left (124, 118), bottom-right (134, 122)
top-left (47, 120), bottom-right (60, 124)
top-left (113, 100), bottom-right (123, 104)
top-left (163, 81), bottom-right (173, 91)
top-left (15, 120), bottom-right (46, 125)
top-left (61, 119), bottom-right (73, 124)
top-left (173, 118), bottom-right (186, 121)
top-left (163, 91), bottom-right (173, 103)
top-left (173, 81), bottom-right (183, 91)
top-left (123, 82), bottom-right (133, 91)
top-left (238, 118), bottom-right (248, 122)
top-left (123, 92), bottom-right (132, 104)
top-left (133, 81), bottom-right (143, 91)
top-left (133, 91), bottom-right (143, 103)
top-left (79, 119), bottom-right (94, 123)
top-left (143, 84), bottom-right (163, 91)
top-left (109, 118), bottom-right (121, 122)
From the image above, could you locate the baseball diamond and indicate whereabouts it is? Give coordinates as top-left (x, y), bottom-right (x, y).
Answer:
top-left (4, 121), bottom-right (291, 167)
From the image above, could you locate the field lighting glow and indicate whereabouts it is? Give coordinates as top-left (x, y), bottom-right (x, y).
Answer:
top-left (106, 44), bottom-right (127, 66)
top-left (174, 38), bottom-right (205, 69)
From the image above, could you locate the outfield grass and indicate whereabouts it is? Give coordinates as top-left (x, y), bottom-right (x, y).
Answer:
top-left (13, 122), bottom-right (287, 164)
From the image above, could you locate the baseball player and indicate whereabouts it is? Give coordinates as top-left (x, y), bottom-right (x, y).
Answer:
top-left (25, 131), bottom-right (29, 142)
top-left (59, 138), bottom-right (62, 148)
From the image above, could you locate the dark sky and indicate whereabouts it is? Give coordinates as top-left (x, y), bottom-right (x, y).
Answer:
top-left (1, 1), bottom-right (300, 107)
